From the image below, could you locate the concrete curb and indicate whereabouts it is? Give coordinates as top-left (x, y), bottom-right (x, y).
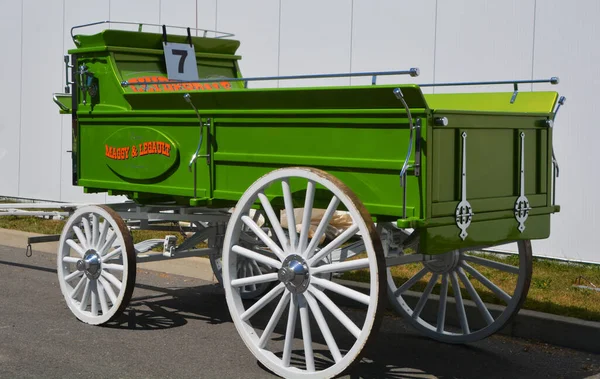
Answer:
top-left (1, 227), bottom-right (598, 354)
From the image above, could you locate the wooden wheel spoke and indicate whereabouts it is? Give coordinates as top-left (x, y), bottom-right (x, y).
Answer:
top-left (463, 254), bottom-right (520, 274)
top-left (240, 283), bottom-right (285, 321)
top-left (297, 180), bottom-right (316, 255)
top-left (241, 216), bottom-right (286, 261)
top-left (281, 179), bottom-right (298, 253)
top-left (232, 245), bottom-right (282, 269)
top-left (304, 196), bottom-right (340, 258)
top-left (450, 271), bottom-right (470, 334)
top-left (72, 226), bottom-right (88, 251)
top-left (457, 267), bottom-right (494, 326)
top-left (258, 292), bottom-right (291, 348)
top-left (258, 192), bottom-right (290, 253)
top-left (394, 267), bottom-right (428, 297)
top-left (282, 294), bottom-right (298, 367)
top-left (308, 224), bottom-right (359, 266)
top-left (412, 273), bottom-right (439, 320)
top-left (311, 276), bottom-right (370, 305)
top-left (311, 258), bottom-right (370, 275)
top-left (304, 291), bottom-right (342, 363)
top-left (461, 261), bottom-right (512, 304)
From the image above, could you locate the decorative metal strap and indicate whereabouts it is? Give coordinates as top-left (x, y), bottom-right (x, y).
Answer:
top-left (184, 93), bottom-right (210, 171)
top-left (455, 132), bottom-right (474, 240)
top-left (514, 132), bottom-right (531, 232)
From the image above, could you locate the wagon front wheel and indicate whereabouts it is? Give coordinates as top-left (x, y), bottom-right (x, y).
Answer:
top-left (57, 205), bottom-right (136, 325)
top-left (223, 167), bottom-right (385, 378)
top-left (381, 224), bottom-right (532, 343)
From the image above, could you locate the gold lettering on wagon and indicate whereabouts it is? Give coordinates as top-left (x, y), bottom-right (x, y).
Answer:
top-left (105, 141), bottom-right (171, 160)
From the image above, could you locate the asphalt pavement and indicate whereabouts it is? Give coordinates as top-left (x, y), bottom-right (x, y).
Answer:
top-left (1, 245), bottom-right (599, 379)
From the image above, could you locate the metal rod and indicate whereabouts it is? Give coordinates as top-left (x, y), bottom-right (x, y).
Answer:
top-left (419, 77), bottom-right (558, 88)
top-left (27, 235), bottom-right (61, 244)
top-left (121, 68), bottom-right (420, 87)
top-left (71, 20), bottom-right (235, 40)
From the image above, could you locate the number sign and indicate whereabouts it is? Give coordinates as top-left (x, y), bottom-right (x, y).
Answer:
top-left (163, 42), bottom-right (199, 81)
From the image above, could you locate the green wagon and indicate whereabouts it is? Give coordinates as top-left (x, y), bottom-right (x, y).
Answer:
top-left (53, 21), bottom-right (563, 378)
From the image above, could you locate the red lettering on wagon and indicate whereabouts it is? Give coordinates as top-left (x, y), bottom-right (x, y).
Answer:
top-left (127, 76), bottom-right (232, 93)
top-left (105, 141), bottom-right (171, 160)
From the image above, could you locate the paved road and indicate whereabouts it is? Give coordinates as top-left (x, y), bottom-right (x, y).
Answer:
top-left (1, 245), bottom-right (599, 379)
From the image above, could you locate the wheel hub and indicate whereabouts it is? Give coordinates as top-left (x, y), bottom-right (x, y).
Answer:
top-left (77, 250), bottom-right (102, 279)
top-left (278, 254), bottom-right (310, 294)
top-left (423, 250), bottom-right (460, 274)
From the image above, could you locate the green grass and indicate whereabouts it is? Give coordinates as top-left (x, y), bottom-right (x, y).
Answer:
top-left (342, 251), bottom-right (600, 322)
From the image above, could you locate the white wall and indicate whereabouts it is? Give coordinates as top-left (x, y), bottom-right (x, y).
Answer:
top-left (0, 0), bottom-right (597, 263)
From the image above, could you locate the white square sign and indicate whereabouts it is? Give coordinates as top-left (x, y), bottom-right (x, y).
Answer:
top-left (163, 42), bottom-right (199, 81)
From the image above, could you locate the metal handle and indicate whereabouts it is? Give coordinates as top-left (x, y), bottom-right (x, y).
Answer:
top-left (419, 77), bottom-right (559, 88)
top-left (70, 20), bottom-right (235, 41)
top-left (53, 93), bottom-right (71, 112)
top-left (551, 96), bottom-right (565, 179)
top-left (63, 55), bottom-right (74, 93)
top-left (393, 88), bottom-right (415, 183)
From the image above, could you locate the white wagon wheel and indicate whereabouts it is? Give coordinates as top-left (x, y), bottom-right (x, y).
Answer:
top-left (223, 167), bottom-right (385, 378)
top-left (381, 223), bottom-right (532, 343)
top-left (57, 205), bottom-right (136, 325)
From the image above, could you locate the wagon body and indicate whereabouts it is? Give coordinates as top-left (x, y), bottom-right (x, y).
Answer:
top-left (60, 29), bottom-right (559, 256)
top-left (51, 25), bottom-right (565, 376)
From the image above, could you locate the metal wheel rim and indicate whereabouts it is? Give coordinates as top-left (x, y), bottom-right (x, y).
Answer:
top-left (57, 205), bottom-right (136, 325)
top-left (382, 224), bottom-right (532, 343)
top-left (223, 167), bottom-right (385, 378)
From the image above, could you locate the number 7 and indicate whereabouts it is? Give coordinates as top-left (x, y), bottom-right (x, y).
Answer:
top-left (172, 49), bottom-right (188, 74)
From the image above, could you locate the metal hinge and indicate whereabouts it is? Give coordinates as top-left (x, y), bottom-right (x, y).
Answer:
top-left (455, 132), bottom-right (473, 240)
top-left (514, 132), bottom-right (531, 232)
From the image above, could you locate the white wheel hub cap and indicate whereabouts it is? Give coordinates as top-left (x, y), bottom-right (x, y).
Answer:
top-left (78, 250), bottom-right (102, 279)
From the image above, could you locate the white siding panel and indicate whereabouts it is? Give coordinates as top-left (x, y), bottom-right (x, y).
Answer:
top-left (0, 0), bottom-right (23, 197)
top-left (216, 0), bottom-right (280, 88)
top-left (65, 1), bottom-right (110, 51)
top-left (434, 0), bottom-right (535, 93)
top-left (278, 0), bottom-right (353, 88)
top-left (530, 0), bottom-right (600, 263)
top-left (109, 0), bottom-right (160, 32)
top-left (197, 0), bottom-right (217, 32)
top-left (350, 0), bottom-right (436, 89)
top-left (160, 0), bottom-right (197, 35)
top-left (18, 0), bottom-right (64, 201)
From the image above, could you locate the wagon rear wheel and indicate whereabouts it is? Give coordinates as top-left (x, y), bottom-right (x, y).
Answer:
top-left (381, 223), bottom-right (532, 343)
top-left (57, 205), bottom-right (136, 325)
top-left (223, 167), bottom-right (385, 378)
top-left (210, 210), bottom-right (278, 300)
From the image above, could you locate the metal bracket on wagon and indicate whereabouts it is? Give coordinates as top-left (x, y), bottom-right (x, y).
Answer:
top-left (550, 96), bottom-right (566, 205)
top-left (514, 132), bottom-right (531, 232)
top-left (455, 132), bottom-right (473, 240)
top-left (394, 88), bottom-right (420, 219)
top-left (184, 93), bottom-right (211, 167)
